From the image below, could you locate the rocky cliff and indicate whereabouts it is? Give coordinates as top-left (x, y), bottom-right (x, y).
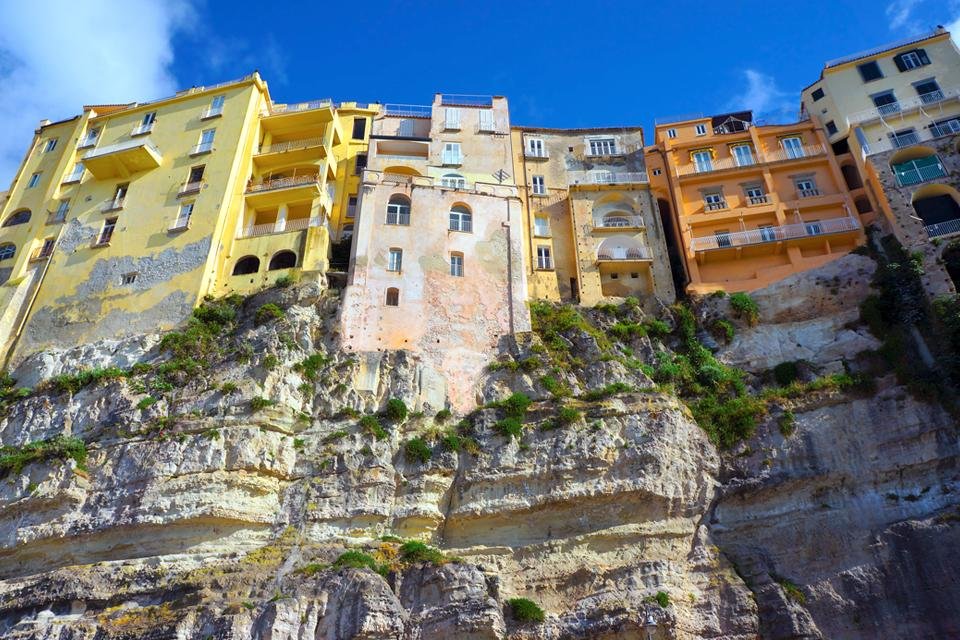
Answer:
top-left (0, 254), bottom-right (957, 639)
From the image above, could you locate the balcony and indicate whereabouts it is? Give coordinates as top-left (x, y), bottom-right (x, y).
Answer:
top-left (101, 197), bottom-right (125, 213)
top-left (237, 216), bottom-right (322, 239)
top-left (763, 144), bottom-right (826, 164)
top-left (131, 122), bottom-right (154, 136)
top-left (705, 201), bottom-right (728, 212)
top-left (383, 104), bottom-right (432, 118)
top-left (262, 100), bottom-right (335, 136)
top-left (848, 86), bottom-right (960, 124)
top-left (597, 246), bottom-right (652, 262)
top-left (863, 120), bottom-right (960, 155)
top-left (245, 173), bottom-right (322, 208)
top-left (82, 138), bottom-right (162, 179)
top-left (593, 215), bottom-right (645, 230)
top-left (690, 216), bottom-right (860, 251)
top-left (894, 157), bottom-right (947, 187)
top-left (169, 214), bottom-right (191, 232)
top-left (583, 171), bottom-right (649, 186)
top-left (677, 144), bottom-right (825, 177)
top-left (797, 188), bottom-right (821, 198)
top-left (200, 106), bottom-right (223, 120)
top-left (178, 181), bottom-right (204, 198)
top-left (254, 135), bottom-right (331, 170)
top-left (926, 218), bottom-right (960, 239)
top-left (747, 195), bottom-right (770, 205)
top-left (524, 148), bottom-right (549, 159)
top-left (440, 94), bottom-right (493, 107)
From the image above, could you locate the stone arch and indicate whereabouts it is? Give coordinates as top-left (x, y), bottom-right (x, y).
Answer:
top-left (2, 209), bottom-right (31, 227)
top-left (268, 250), bottom-right (297, 270)
top-left (232, 255), bottom-right (260, 275)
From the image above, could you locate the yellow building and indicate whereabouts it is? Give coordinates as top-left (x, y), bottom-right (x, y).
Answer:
top-left (0, 73), bottom-right (371, 365)
top-left (647, 111), bottom-right (864, 294)
top-left (801, 27), bottom-right (960, 295)
top-left (510, 126), bottom-right (675, 305)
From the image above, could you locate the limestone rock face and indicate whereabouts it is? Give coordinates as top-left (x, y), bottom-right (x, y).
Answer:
top-left (0, 253), bottom-right (957, 639)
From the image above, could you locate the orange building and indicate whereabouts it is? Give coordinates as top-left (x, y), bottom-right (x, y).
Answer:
top-left (646, 111), bottom-right (865, 293)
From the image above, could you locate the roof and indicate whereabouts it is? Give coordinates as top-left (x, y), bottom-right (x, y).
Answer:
top-left (512, 125), bottom-right (643, 134)
top-left (824, 27), bottom-right (948, 69)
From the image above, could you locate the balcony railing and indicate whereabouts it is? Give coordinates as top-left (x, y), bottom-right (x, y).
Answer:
top-left (178, 181), bottom-right (203, 197)
top-left (863, 121), bottom-right (960, 155)
top-left (705, 201), bottom-right (728, 211)
top-left (598, 246), bottom-right (652, 261)
top-left (690, 216), bottom-right (859, 251)
top-left (926, 218), bottom-right (960, 239)
top-left (441, 94), bottom-right (493, 107)
top-left (594, 216), bottom-right (645, 229)
top-left (748, 195), bottom-right (770, 205)
top-left (246, 174), bottom-right (319, 193)
top-left (797, 188), bottom-right (821, 198)
top-left (102, 197), bottom-right (125, 212)
top-left (238, 216), bottom-right (322, 239)
top-left (200, 106), bottom-right (223, 119)
top-left (848, 86), bottom-right (960, 124)
top-left (383, 104), bottom-right (432, 118)
top-left (131, 122), bottom-right (154, 136)
top-left (895, 158), bottom-right (948, 186)
top-left (268, 99), bottom-right (332, 115)
top-left (763, 144), bottom-right (826, 164)
top-left (256, 137), bottom-right (325, 155)
top-left (588, 172), bottom-right (649, 185)
top-left (190, 141), bottom-right (214, 155)
top-left (47, 209), bottom-right (68, 224)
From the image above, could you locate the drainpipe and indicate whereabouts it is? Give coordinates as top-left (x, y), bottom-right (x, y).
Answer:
top-left (502, 196), bottom-right (517, 335)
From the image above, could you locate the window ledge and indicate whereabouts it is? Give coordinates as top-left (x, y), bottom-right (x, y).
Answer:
top-left (91, 240), bottom-right (111, 248)
top-left (535, 267), bottom-right (555, 272)
top-left (189, 149), bottom-right (213, 157)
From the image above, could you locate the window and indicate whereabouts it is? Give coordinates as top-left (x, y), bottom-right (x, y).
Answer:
top-left (107, 183), bottom-right (128, 210)
top-left (398, 119), bottom-right (415, 136)
top-left (894, 48), bottom-right (930, 72)
top-left (442, 142), bottom-right (462, 165)
top-left (386, 194), bottom-right (411, 225)
top-left (781, 137), bottom-right (804, 159)
top-left (872, 91), bottom-right (899, 115)
top-left (133, 111), bottom-right (156, 134)
top-left (825, 120), bottom-right (838, 136)
top-left (441, 173), bottom-right (466, 189)
top-left (347, 196), bottom-right (357, 218)
top-left (78, 128), bottom-right (100, 148)
top-left (526, 138), bottom-right (546, 157)
top-left (892, 155), bottom-right (947, 186)
top-left (811, 88), bottom-right (825, 101)
top-left (534, 216), bottom-right (550, 237)
top-left (193, 129), bottom-right (215, 154)
top-left (805, 220), bottom-right (823, 235)
top-left (44, 138), bottom-right (58, 153)
top-left (444, 108), bottom-right (461, 130)
top-left (478, 109), bottom-right (494, 132)
top-left (204, 95), bottom-right (225, 118)
top-left (385, 287), bottom-right (400, 306)
top-left (536, 246), bottom-right (553, 269)
top-left (450, 253), bottom-right (464, 277)
top-left (98, 217), bottom-right (118, 245)
top-left (667, 128), bottom-right (677, 139)
top-left (890, 128), bottom-right (919, 148)
top-left (342, 224), bottom-right (354, 239)
top-left (588, 138), bottom-right (617, 156)
top-left (121, 272), bottom-right (138, 285)
top-left (715, 230), bottom-right (731, 248)
top-left (695, 124), bottom-right (707, 136)
top-left (745, 185), bottom-right (767, 205)
top-left (354, 153), bottom-right (367, 175)
top-left (758, 224), bottom-right (777, 243)
top-left (187, 165), bottom-right (205, 185)
top-left (0, 244), bottom-right (14, 261)
top-left (3, 210), bottom-right (31, 227)
top-left (352, 117), bottom-right (366, 140)
top-left (857, 60), bottom-right (883, 82)
top-left (704, 192), bottom-right (726, 211)
top-left (732, 145), bottom-right (754, 166)
top-left (387, 248), bottom-right (402, 272)
top-left (269, 250), bottom-right (297, 270)
top-left (53, 199), bottom-right (69, 222)
top-left (232, 255), bottom-right (260, 275)
top-left (37, 238), bottom-right (54, 259)
top-left (27, 173), bottom-right (41, 188)
top-left (172, 202), bottom-right (193, 230)
top-left (652, 168), bottom-right (662, 176)
top-left (449, 205), bottom-right (472, 232)
top-left (931, 118), bottom-right (960, 137)
top-left (64, 162), bottom-right (84, 183)
top-left (532, 175), bottom-right (546, 195)
top-left (795, 177), bottom-right (819, 197)
top-left (915, 79), bottom-right (943, 103)
top-left (692, 150), bottom-right (713, 172)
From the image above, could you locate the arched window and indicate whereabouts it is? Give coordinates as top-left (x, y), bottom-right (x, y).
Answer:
top-left (232, 255), bottom-right (260, 275)
top-left (269, 250), bottom-right (297, 270)
top-left (441, 173), bottom-right (466, 189)
top-left (3, 209), bottom-right (31, 227)
top-left (0, 243), bottom-right (15, 261)
top-left (602, 214), bottom-right (632, 228)
top-left (385, 287), bottom-right (400, 306)
top-left (449, 204), bottom-right (472, 232)
top-left (386, 194), bottom-right (411, 225)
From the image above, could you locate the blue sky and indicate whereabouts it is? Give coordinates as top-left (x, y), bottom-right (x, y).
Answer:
top-left (1, 0), bottom-right (958, 182)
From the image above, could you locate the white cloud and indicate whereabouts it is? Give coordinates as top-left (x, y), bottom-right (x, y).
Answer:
top-left (0, 0), bottom-right (195, 185)
top-left (886, 0), bottom-right (924, 33)
top-left (948, 1), bottom-right (960, 46)
top-left (726, 70), bottom-right (797, 124)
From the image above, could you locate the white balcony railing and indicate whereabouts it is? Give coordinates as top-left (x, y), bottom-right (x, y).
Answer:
top-left (748, 195), bottom-right (770, 205)
top-left (705, 201), bottom-right (728, 211)
top-left (200, 106), bottom-right (223, 119)
top-left (131, 122), bottom-right (154, 136)
top-left (763, 144), bottom-right (826, 163)
top-left (863, 121), bottom-right (960, 156)
top-left (268, 100), bottom-right (332, 115)
top-left (926, 218), bottom-right (960, 239)
top-left (678, 146), bottom-right (825, 175)
top-left (848, 86), bottom-right (960, 124)
top-left (102, 197), bottom-right (125, 212)
top-left (238, 216), bottom-right (322, 239)
top-left (190, 141), bottom-right (214, 155)
top-left (178, 181), bottom-right (203, 197)
top-left (690, 216), bottom-right (860, 251)
top-left (246, 174), bottom-right (319, 193)
top-left (257, 137), bottom-right (325, 155)
top-left (797, 188), bottom-right (821, 198)
top-left (594, 216), bottom-right (645, 229)
top-left (598, 246), bottom-right (652, 261)
top-left (441, 152), bottom-right (463, 165)
top-left (588, 171), bottom-right (649, 185)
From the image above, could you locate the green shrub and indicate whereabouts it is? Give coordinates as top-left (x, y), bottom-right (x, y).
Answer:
top-left (0, 436), bottom-right (87, 477)
top-left (255, 303), bottom-right (285, 324)
top-left (729, 292), bottom-right (760, 325)
top-left (774, 576), bottom-right (806, 604)
top-left (507, 598), bottom-right (545, 623)
top-left (644, 319), bottom-right (671, 337)
top-left (49, 367), bottom-right (126, 394)
top-left (220, 382), bottom-right (238, 394)
top-left (293, 438), bottom-right (306, 450)
top-left (297, 562), bottom-right (326, 577)
top-left (582, 382), bottom-right (633, 401)
top-left (544, 405), bottom-right (581, 430)
top-left (323, 429), bottom-right (349, 443)
top-left (274, 274), bottom-right (296, 288)
top-left (609, 321), bottom-right (646, 341)
top-left (434, 408), bottom-right (452, 423)
top-left (487, 358), bottom-right (520, 372)
top-left (494, 417), bottom-right (523, 440)
top-left (710, 318), bottom-right (736, 343)
top-left (399, 540), bottom-right (446, 565)
top-left (778, 411), bottom-right (796, 437)
top-left (647, 591), bottom-right (670, 608)
top-left (385, 398), bottom-right (408, 421)
top-left (294, 354), bottom-right (328, 382)
top-left (540, 375), bottom-right (571, 398)
top-left (441, 432), bottom-right (463, 452)
top-left (772, 361), bottom-right (801, 386)
top-left (250, 396), bottom-right (276, 411)
top-left (333, 550), bottom-right (387, 576)
top-left (501, 393), bottom-right (532, 418)
top-left (692, 394), bottom-right (764, 450)
top-left (261, 354), bottom-right (279, 370)
top-left (136, 396), bottom-right (158, 411)
top-left (404, 437), bottom-right (432, 463)
top-left (360, 415), bottom-right (388, 440)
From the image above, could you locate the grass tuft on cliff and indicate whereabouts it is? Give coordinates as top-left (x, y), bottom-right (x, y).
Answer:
top-left (507, 597), bottom-right (545, 623)
top-left (0, 436), bottom-right (87, 477)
